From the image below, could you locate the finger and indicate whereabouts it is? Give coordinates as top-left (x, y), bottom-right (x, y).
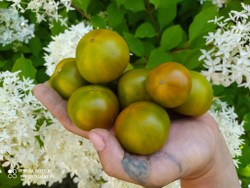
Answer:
top-left (89, 129), bottom-right (140, 183)
top-left (33, 83), bottom-right (89, 138)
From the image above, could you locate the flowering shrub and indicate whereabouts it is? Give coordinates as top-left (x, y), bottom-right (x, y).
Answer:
top-left (200, 3), bottom-right (250, 88)
top-left (0, 0), bottom-right (250, 188)
top-left (0, 8), bottom-right (34, 47)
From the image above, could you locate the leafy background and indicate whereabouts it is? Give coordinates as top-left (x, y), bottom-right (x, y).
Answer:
top-left (0, 0), bottom-right (250, 187)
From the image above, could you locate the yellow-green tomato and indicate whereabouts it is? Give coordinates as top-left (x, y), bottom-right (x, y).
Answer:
top-left (67, 85), bottom-right (119, 131)
top-left (49, 58), bottom-right (89, 100)
top-left (76, 29), bottom-right (130, 84)
top-left (105, 63), bottom-right (134, 95)
top-left (114, 101), bottom-right (171, 155)
top-left (118, 68), bottom-right (152, 109)
top-left (173, 71), bottom-right (213, 116)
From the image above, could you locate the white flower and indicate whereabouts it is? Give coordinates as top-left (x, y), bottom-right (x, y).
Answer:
top-left (198, 0), bottom-right (227, 9)
top-left (44, 22), bottom-right (93, 76)
top-left (7, 0), bottom-right (74, 23)
top-left (0, 9), bottom-right (35, 47)
top-left (200, 3), bottom-right (250, 88)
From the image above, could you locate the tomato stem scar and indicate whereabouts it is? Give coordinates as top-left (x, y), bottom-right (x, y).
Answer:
top-left (159, 80), bottom-right (164, 84)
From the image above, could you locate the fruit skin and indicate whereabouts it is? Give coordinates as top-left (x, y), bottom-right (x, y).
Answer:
top-left (76, 29), bottom-right (130, 84)
top-left (49, 58), bottom-right (89, 100)
top-left (118, 68), bottom-right (152, 109)
top-left (146, 62), bottom-right (192, 108)
top-left (105, 62), bottom-right (134, 95)
top-left (114, 101), bottom-right (171, 155)
top-left (173, 71), bottom-right (213, 116)
top-left (67, 85), bottom-right (119, 131)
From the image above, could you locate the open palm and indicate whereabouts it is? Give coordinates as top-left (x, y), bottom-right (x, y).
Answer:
top-left (33, 82), bottom-right (240, 188)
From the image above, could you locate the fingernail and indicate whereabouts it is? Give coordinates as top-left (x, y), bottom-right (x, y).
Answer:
top-left (89, 132), bottom-right (106, 151)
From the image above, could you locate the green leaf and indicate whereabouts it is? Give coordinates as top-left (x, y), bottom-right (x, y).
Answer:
top-left (0, 44), bottom-right (12, 51)
top-left (183, 48), bottom-right (203, 69)
top-left (149, 0), bottom-right (160, 8)
top-left (243, 176), bottom-right (250, 185)
top-left (0, 55), bottom-right (7, 68)
top-left (238, 146), bottom-right (250, 166)
top-left (0, 1), bottom-right (9, 8)
top-left (0, 164), bottom-right (21, 186)
top-left (29, 37), bottom-right (42, 58)
top-left (220, 1), bottom-right (243, 18)
top-left (171, 50), bottom-right (188, 64)
top-left (201, 1), bottom-right (214, 11)
top-left (161, 25), bottom-right (183, 51)
top-left (133, 58), bottom-right (147, 69)
top-left (36, 67), bottom-right (50, 83)
top-left (158, 4), bottom-right (177, 28)
top-left (189, 6), bottom-right (219, 40)
top-left (123, 32), bottom-right (144, 57)
top-left (135, 23), bottom-right (157, 38)
top-left (72, 0), bottom-right (90, 12)
top-left (19, 44), bottom-right (31, 53)
top-left (127, 11), bottom-right (148, 26)
top-left (107, 2), bottom-right (126, 28)
top-left (239, 165), bottom-right (250, 177)
top-left (188, 31), bottom-right (208, 49)
top-left (90, 15), bottom-right (106, 29)
top-left (158, 0), bottom-right (182, 9)
top-left (176, 30), bottom-right (188, 48)
top-left (115, 0), bottom-right (126, 8)
top-left (146, 47), bottom-right (172, 69)
top-left (50, 9), bottom-right (67, 37)
top-left (113, 19), bottom-right (129, 36)
top-left (12, 55), bottom-right (37, 82)
top-left (0, 165), bottom-right (9, 183)
top-left (122, 0), bottom-right (145, 12)
top-left (30, 55), bottom-right (45, 68)
top-left (220, 88), bottom-right (238, 106)
top-left (143, 42), bottom-right (155, 57)
top-left (150, 0), bottom-right (182, 9)
top-left (212, 85), bottom-right (225, 96)
top-left (243, 113), bottom-right (250, 132)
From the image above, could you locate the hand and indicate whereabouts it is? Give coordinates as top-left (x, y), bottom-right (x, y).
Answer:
top-left (33, 82), bottom-right (241, 188)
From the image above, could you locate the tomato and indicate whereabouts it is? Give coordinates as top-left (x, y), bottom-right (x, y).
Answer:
top-left (105, 63), bottom-right (134, 95)
top-left (173, 71), bottom-right (213, 116)
top-left (146, 62), bottom-right (192, 108)
top-left (49, 58), bottom-right (89, 100)
top-left (67, 85), bottom-right (119, 131)
top-left (114, 101), bottom-right (171, 155)
top-left (118, 68), bottom-right (152, 109)
top-left (76, 29), bottom-right (130, 84)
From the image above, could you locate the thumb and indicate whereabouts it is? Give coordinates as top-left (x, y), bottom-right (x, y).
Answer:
top-left (89, 129), bottom-right (129, 179)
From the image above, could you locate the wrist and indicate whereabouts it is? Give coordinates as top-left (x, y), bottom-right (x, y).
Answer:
top-left (180, 132), bottom-right (240, 188)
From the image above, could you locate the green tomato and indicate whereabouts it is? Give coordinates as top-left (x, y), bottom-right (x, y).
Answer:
top-left (49, 58), bottom-right (89, 100)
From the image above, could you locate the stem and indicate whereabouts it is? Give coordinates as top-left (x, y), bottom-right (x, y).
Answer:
top-left (168, 46), bottom-right (189, 53)
top-left (145, 0), bottom-right (161, 45)
top-left (71, 3), bottom-right (90, 20)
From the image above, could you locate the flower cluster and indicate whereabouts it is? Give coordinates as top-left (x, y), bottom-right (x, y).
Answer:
top-left (208, 99), bottom-right (245, 167)
top-left (199, 3), bottom-right (250, 88)
top-left (43, 22), bottom-right (93, 76)
top-left (199, 0), bottom-right (227, 8)
top-left (0, 8), bottom-right (34, 47)
top-left (5, 0), bottom-right (74, 24)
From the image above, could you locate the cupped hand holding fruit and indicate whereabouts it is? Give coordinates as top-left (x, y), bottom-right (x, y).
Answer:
top-left (33, 84), bottom-right (239, 188)
top-left (34, 29), bottom-right (239, 187)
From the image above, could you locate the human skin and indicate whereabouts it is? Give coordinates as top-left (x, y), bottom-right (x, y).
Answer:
top-left (33, 82), bottom-right (241, 188)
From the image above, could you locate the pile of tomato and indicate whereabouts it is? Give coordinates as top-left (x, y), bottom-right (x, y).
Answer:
top-left (49, 29), bottom-right (213, 155)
